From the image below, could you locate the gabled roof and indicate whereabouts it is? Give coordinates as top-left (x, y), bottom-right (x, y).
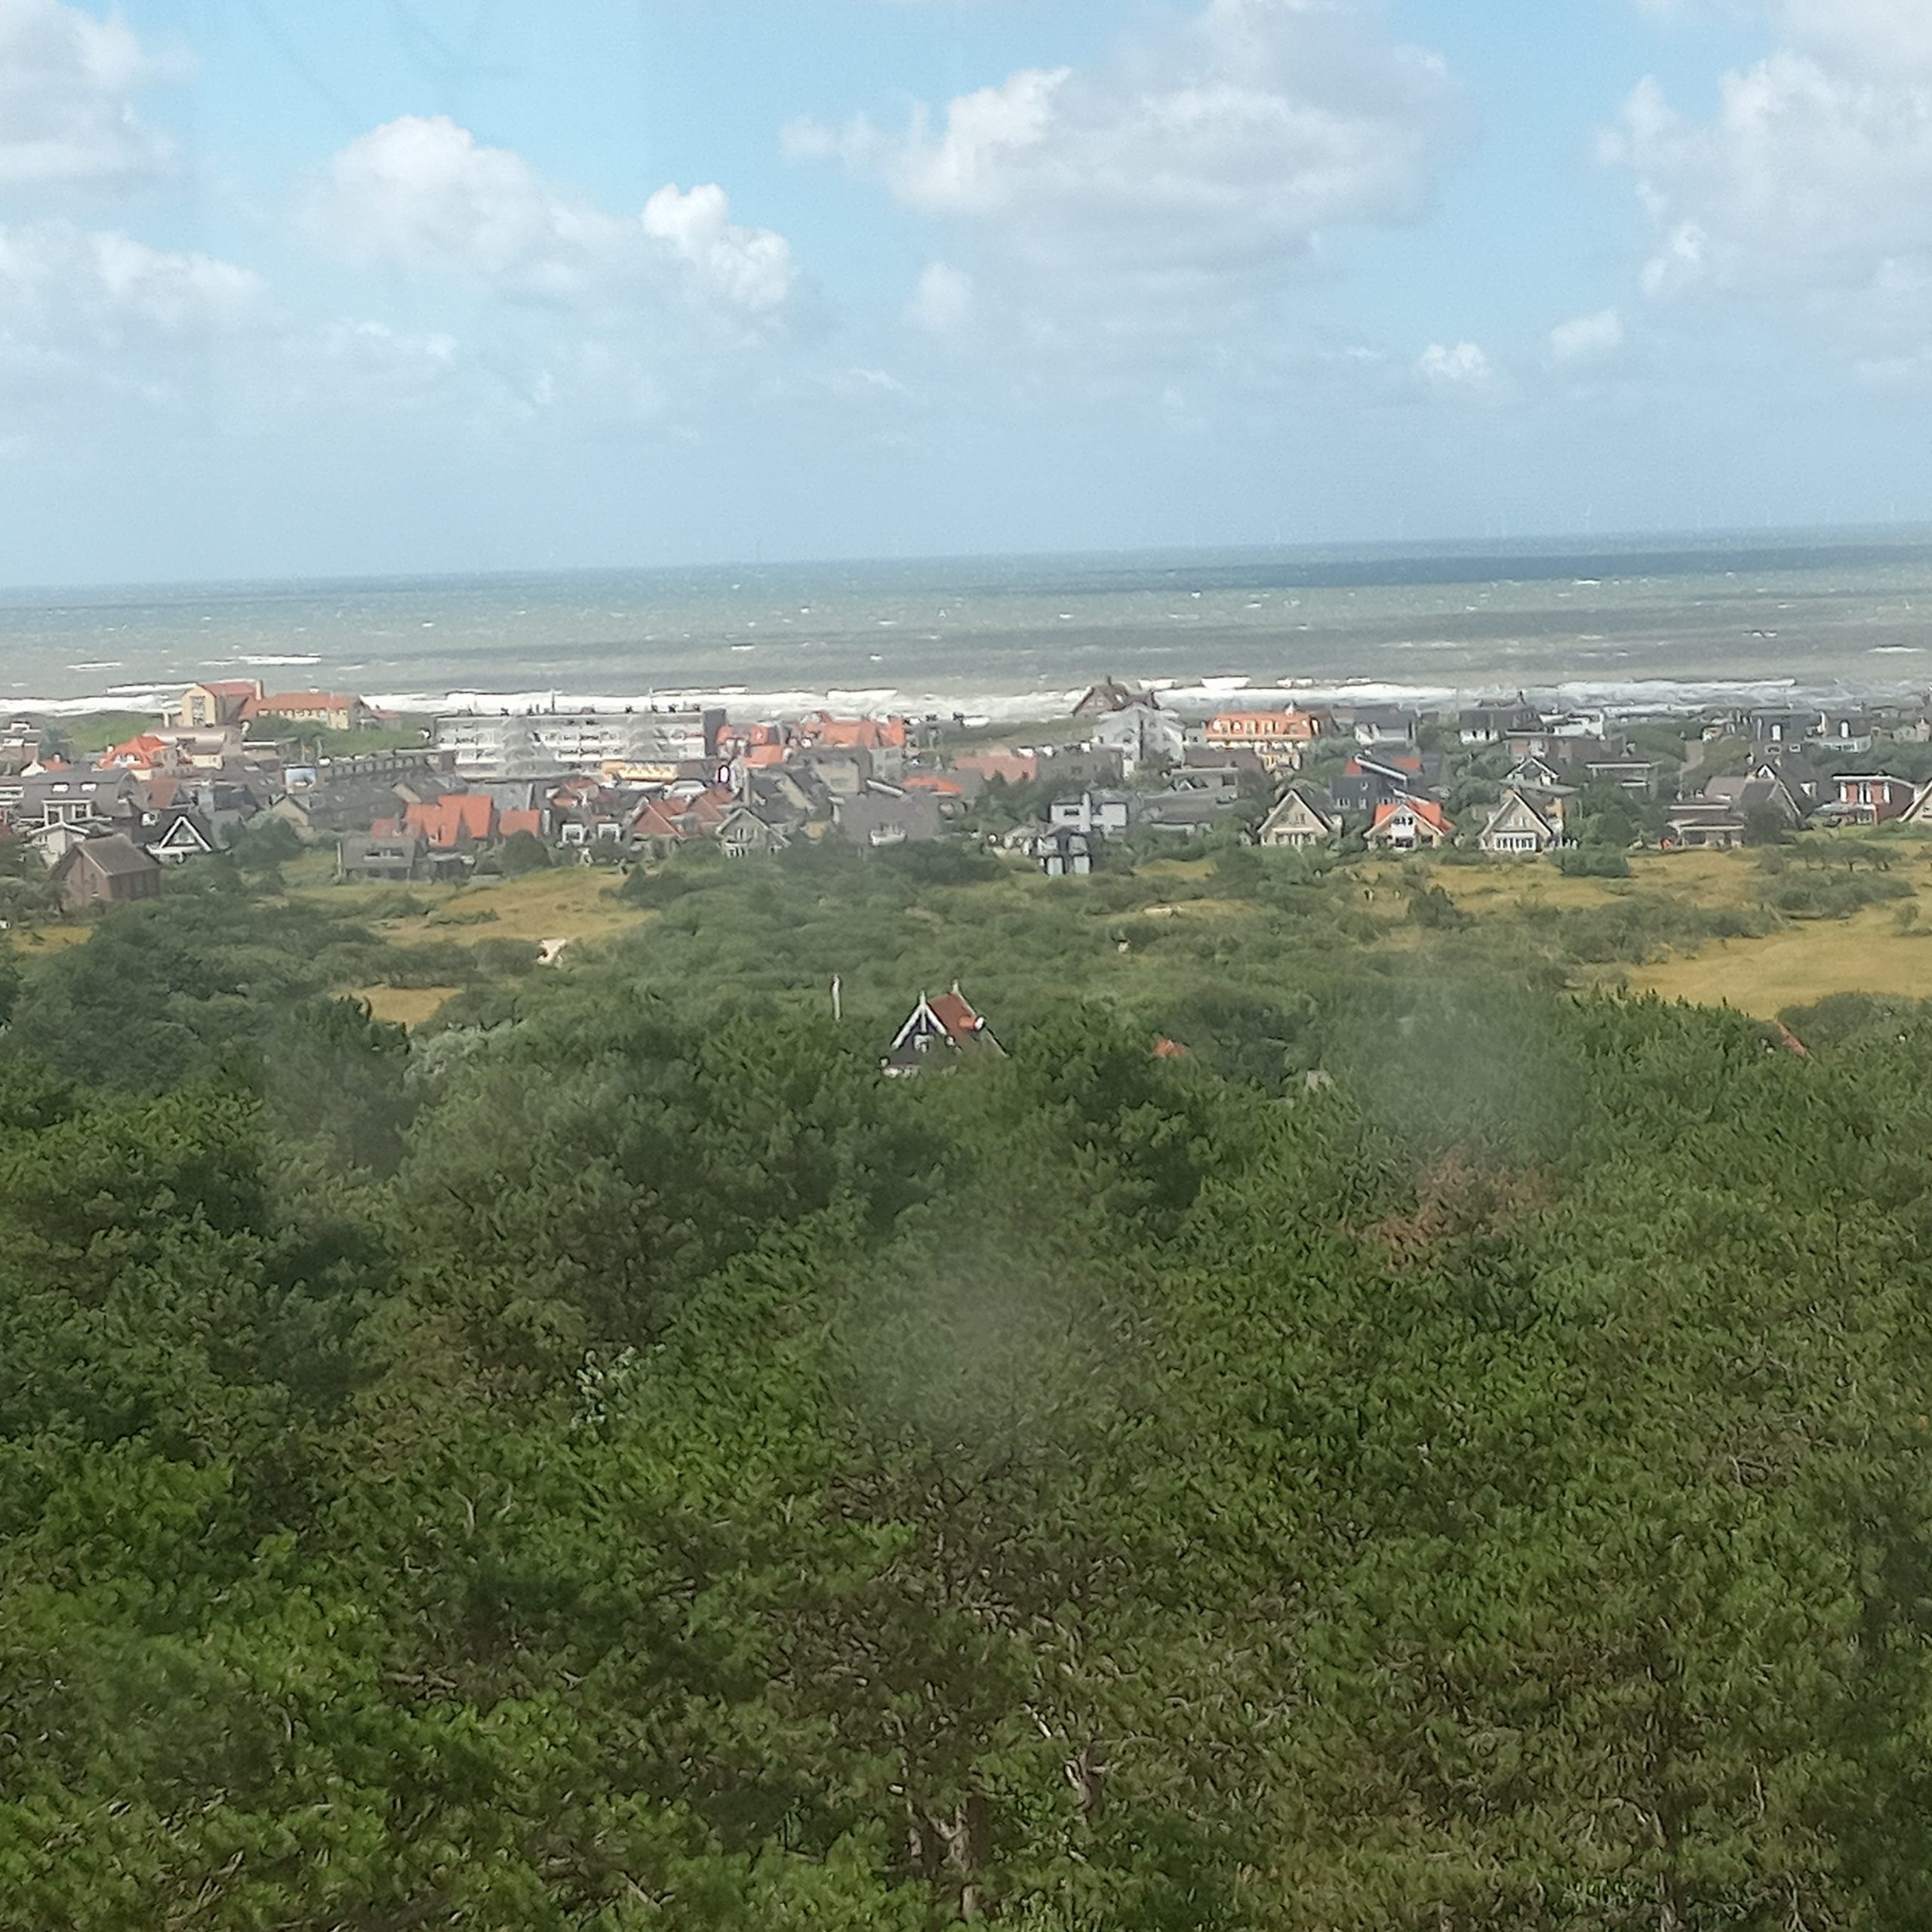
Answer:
top-left (62, 832), bottom-right (160, 879)
top-left (1481, 786), bottom-right (1563, 842)
top-left (884, 985), bottom-right (1005, 1071)
top-left (1371, 798), bottom-right (1451, 834)
top-left (1259, 784), bottom-right (1339, 836)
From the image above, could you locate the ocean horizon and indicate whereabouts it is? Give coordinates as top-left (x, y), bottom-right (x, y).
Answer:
top-left (8, 528), bottom-right (1932, 721)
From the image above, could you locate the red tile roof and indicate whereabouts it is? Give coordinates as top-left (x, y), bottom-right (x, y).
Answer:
top-left (927, 991), bottom-right (986, 1045)
top-left (1371, 798), bottom-right (1451, 834)
top-left (499, 809), bottom-right (542, 838)
top-left (405, 792), bottom-right (497, 848)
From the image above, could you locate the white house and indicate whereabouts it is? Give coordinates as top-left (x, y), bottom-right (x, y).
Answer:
top-left (1478, 786), bottom-right (1566, 857)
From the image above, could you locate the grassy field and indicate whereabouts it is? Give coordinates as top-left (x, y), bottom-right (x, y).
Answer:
top-left (286, 858), bottom-right (649, 953)
top-left (1627, 909), bottom-right (1932, 1016)
top-left (351, 984), bottom-right (469, 1027)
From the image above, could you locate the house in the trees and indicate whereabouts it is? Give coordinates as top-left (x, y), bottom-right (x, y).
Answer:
top-left (1825, 774), bottom-right (1918, 825)
top-left (1365, 798), bottom-right (1452, 852)
top-left (1662, 802), bottom-right (1749, 850)
top-left (140, 807), bottom-right (219, 864)
top-left (715, 802), bottom-right (792, 857)
top-left (1257, 783), bottom-right (1342, 849)
top-left (54, 833), bottom-right (162, 912)
top-left (337, 830), bottom-right (430, 883)
top-left (882, 985), bottom-right (1004, 1075)
top-left (1036, 825), bottom-right (1093, 876)
top-left (1478, 786), bottom-right (1567, 857)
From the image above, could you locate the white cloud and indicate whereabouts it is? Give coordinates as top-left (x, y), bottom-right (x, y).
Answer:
top-left (0, 0), bottom-right (174, 187)
top-left (1607, 2), bottom-right (1932, 351)
top-left (1549, 307), bottom-right (1626, 366)
top-left (312, 115), bottom-right (797, 325)
top-left (906, 261), bottom-right (974, 334)
top-left (0, 220), bottom-right (269, 342)
top-left (1416, 340), bottom-right (1492, 388)
top-left (787, 0), bottom-right (1463, 339)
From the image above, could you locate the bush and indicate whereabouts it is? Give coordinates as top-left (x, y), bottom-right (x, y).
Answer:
top-left (1761, 872), bottom-right (1913, 919)
top-left (1556, 846), bottom-right (1632, 878)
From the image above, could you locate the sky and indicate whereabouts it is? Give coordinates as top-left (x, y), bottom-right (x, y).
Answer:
top-left (6, 0), bottom-right (1932, 583)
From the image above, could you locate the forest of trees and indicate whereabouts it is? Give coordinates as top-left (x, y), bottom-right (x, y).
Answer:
top-left (7, 844), bottom-right (1932, 1927)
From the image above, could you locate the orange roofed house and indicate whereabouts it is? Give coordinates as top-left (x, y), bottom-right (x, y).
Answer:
top-left (1366, 798), bottom-right (1453, 852)
top-left (404, 792), bottom-right (497, 852)
top-left (882, 985), bottom-right (1004, 1076)
top-left (1204, 709), bottom-right (1326, 771)
top-left (244, 691), bottom-right (378, 732)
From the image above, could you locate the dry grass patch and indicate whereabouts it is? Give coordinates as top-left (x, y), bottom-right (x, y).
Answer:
top-left (1627, 900), bottom-right (1932, 1017)
top-left (295, 867), bottom-right (648, 952)
top-left (350, 985), bottom-right (464, 1028)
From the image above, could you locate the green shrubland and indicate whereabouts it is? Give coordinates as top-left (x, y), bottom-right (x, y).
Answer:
top-left (5, 848), bottom-right (1932, 1926)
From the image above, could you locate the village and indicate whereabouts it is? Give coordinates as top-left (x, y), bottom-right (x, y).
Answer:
top-left (6, 673), bottom-right (1932, 917)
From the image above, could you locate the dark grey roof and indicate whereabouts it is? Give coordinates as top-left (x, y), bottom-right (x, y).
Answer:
top-left (69, 832), bottom-right (159, 878)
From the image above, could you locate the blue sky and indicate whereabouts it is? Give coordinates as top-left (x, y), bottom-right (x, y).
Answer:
top-left (5, 0), bottom-right (1932, 583)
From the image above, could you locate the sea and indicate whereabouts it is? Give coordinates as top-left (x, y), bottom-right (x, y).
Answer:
top-left (8, 530), bottom-right (1932, 723)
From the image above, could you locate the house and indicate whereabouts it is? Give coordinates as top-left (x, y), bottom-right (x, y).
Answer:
top-left (404, 791), bottom-right (498, 852)
top-left (1478, 786), bottom-right (1567, 857)
top-left (14, 770), bottom-right (143, 838)
top-left (1048, 791), bottom-right (1136, 838)
top-left (140, 807), bottom-right (219, 864)
top-left (1257, 783), bottom-right (1342, 849)
top-left (1345, 705), bottom-right (1420, 747)
top-left (337, 831), bottom-right (430, 883)
top-left (1138, 792), bottom-right (1232, 837)
top-left (1663, 802), bottom-right (1749, 850)
top-left (1819, 711), bottom-right (1875, 753)
top-left (953, 749), bottom-right (1039, 788)
top-left (1204, 709), bottom-right (1324, 770)
top-left (171, 679), bottom-right (263, 729)
top-left (1900, 782), bottom-right (1932, 828)
top-left (1586, 758), bottom-right (1659, 798)
top-left (714, 803), bottom-right (792, 858)
top-left (1092, 702), bottom-right (1186, 776)
top-left (1036, 826), bottom-right (1094, 877)
top-left (1825, 774), bottom-right (1918, 825)
top-left (838, 786), bottom-right (943, 848)
top-left (1366, 798), bottom-right (1453, 851)
top-left (54, 833), bottom-right (162, 912)
top-left (1749, 707), bottom-right (1820, 746)
top-left (1459, 697), bottom-right (1542, 745)
top-left (1701, 757), bottom-right (1818, 819)
top-left (244, 691), bottom-right (377, 733)
top-left (1072, 678), bottom-right (1152, 718)
top-left (1330, 751), bottom-right (1442, 815)
top-left (882, 985), bottom-right (1004, 1075)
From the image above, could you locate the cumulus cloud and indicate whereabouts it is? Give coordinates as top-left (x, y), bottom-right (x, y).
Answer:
top-left (0, 0), bottom-right (174, 187)
top-left (0, 220), bottom-right (269, 342)
top-left (312, 115), bottom-right (797, 325)
top-left (1416, 340), bottom-right (1492, 389)
top-left (787, 0), bottom-right (1464, 337)
top-left (1549, 307), bottom-right (1626, 366)
top-left (1607, 1), bottom-right (1932, 350)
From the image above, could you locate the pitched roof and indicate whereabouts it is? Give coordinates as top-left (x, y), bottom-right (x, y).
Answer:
top-left (499, 808), bottom-right (543, 838)
top-left (66, 832), bottom-right (159, 878)
top-left (1372, 798), bottom-right (1451, 833)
